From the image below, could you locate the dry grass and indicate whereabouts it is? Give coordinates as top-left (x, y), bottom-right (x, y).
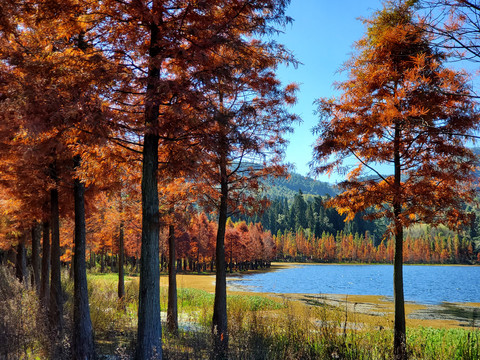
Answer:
top-left (1, 264), bottom-right (479, 359)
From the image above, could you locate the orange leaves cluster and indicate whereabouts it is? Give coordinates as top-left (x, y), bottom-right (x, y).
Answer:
top-left (312, 2), bottom-right (479, 233)
top-left (172, 214), bottom-right (276, 264)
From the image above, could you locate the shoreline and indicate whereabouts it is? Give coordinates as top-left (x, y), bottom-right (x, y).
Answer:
top-left (157, 263), bottom-right (480, 329)
top-left (225, 262), bottom-right (480, 328)
top-left (270, 261), bottom-right (480, 267)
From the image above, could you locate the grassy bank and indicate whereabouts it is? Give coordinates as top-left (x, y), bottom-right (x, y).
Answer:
top-left (79, 270), bottom-right (480, 359)
top-left (1, 266), bottom-right (479, 359)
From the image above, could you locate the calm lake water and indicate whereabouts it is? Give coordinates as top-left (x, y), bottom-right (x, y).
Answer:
top-left (228, 264), bottom-right (480, 305)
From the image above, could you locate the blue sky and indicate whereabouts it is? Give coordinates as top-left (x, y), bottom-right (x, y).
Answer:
top-left (275, 0), bottom-right (385, 182)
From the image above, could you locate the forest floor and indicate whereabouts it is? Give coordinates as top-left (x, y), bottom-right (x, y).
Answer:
top-left (163, 262), bottom-right (480, 330)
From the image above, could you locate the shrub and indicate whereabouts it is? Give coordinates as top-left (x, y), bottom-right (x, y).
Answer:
top-left (0, 266), bottom-right (50, 359)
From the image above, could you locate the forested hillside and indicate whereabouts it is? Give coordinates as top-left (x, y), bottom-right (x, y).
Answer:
top-left (264, 172), bottom-right (337, 199)
top-left (234, 171), bottom-right (480, 265)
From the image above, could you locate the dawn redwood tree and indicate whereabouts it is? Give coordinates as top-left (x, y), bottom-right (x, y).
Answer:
top-left (83, 1), bottom-right (297, 357)
top-left (0, 5), bottom-right (119, 358)
top-left (88, 2), bottom-right (205, 356)
top-left (311, 2), bottom-right (479, 359)
top-left (194, 30), bottom-right (298, 360)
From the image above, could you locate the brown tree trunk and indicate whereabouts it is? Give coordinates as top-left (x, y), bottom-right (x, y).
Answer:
top-left (31, 223), bottom-right (42, 293)
top-left (212, 147), bottom-right (229, 359)
top-left (167, 224), bottom-right (178, 335)
top-left (15, 235), bottom-right (27, 284)
top-left (100, 251), bottom-right (105, 273)
top-left (118, 218), bottom-right (125, 301)
top-left (49, 186), bottom-right (63, 335)
top-left (393, 121), bottom-right (406, 360)
top-left (136, 130), bottom-right (162, 360)
top-left (40, 221), bottom-right (50, 305)
top-left (89, 251), bottom-right (95, 269)
top-left (135, 6), bottom-right (162, 357)
top-left (393, 222), bottom-right (406, 360)
top-left (73, 155), bottom-right (96, 359)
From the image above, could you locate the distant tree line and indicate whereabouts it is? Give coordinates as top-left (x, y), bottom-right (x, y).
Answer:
top-left (233, 190), bottom-right (480, 265)
top-left (274, 230), bottom-right (479, 264)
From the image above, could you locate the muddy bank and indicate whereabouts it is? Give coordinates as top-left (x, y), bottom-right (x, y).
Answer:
top-left (225, 262), bottom-right (480, 328)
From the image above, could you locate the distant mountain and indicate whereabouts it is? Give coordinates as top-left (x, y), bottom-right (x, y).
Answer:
top-left (264, 172), bottom-right (337, 199)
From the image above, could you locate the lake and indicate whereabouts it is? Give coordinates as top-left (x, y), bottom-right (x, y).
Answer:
top-left (228, 264), bottom-right (480, 305)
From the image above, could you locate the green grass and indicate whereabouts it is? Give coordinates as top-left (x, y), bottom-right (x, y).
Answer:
top-left (408, 327), bottom-right (480, 360)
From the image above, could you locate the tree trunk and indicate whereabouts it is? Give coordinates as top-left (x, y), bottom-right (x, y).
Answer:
top-left (393, 223), bottom-right (406, 360)
top-left (111, 254), bottom-right (116, 273)
top-left (31, 223), bottom-right (42, 293)
top-left (135, 6), bottom-right (162, 357)
top-left (136, 131), bottom-right (162, 360)
top-left (40, 221), bottom-right (50, 305)
top-left (118, 218), bottom-right (125, 301)
top-left (49, 186), bottom-right (63, 336)
top-left (100, 251), bottom-right (105, 273)
top-left (393, 121), bottom-right (407, 360)
top-left (73, 155), bottom-right (96, 359)
top-left (89, 251), bottom-right (95, 269)
top-left (15, 236), bottom-right (27, 284)
top-left (212, 148), bottom-right (229, 360)
top-left (167, 224), bottom-right (178, 335)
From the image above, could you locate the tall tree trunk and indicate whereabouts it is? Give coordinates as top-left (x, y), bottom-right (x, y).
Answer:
top-left (393, 222), bottom-right (406, 360)
top-left (31, 223), bottom-right (41, 293)
top-left (393, 121), bottom-right (406, 360)
top-left (100, 251), bottom-right (105, 273)
top-left (15, 235), bottom-right (27, 284)
top-left (73, 155), bottom-right (95, 359)
top-left (167, 224), bottom-right (178, 335)
top-left (49, 186), bottom-right (63, 335)
top-left (136, 6), bottom-right (162, 357)
top-left (118, 217), bottom-right (125, 301)
top-left (89, 251), bottom-right (95, 269)
top-left (136, 131), bottom-right (162, 360)
top-left (40, 221), bottom-right (50, 305)
top-left (212, 148), bottom-right (229, 360)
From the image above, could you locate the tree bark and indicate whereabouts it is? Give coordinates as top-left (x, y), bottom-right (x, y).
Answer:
top-left (118, 218), bottom-right (125, 301)
top-left (49, 186), bottom-right (63, 335)
top-left (212, 147), bottom-right (229, 360)
top-left (73, 155), bottom-right (96, 359)
top-left (89, 251), bottom-right (95, 269)
top-left (135, 5), bottom-right (162, 357)
top-left (15, 235), bottom-right (27, 284)
top-left (393, 222), bottom-right (406, 360)
top-left (31, 223), bottom-right (42, 293)
top-left (40, 221), bottom-right (50, 305)
top-left (136, 130), bottom-right (162, 360)
top-left (167, 224), bottom-right (178, 335)
top-left (100, 251), bottom-right (105, 273)
top-left (393, 121), bottom-right (407, 360)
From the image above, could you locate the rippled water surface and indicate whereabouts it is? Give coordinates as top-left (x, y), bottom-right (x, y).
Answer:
top-left (228, 264), bottom-right (480, 304)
